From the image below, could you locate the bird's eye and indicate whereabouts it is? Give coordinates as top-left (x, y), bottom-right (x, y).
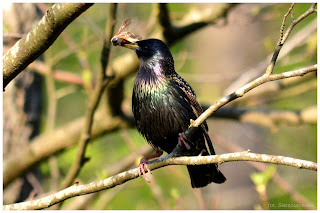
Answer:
top-left (111, 38), bottom-right (119, 46)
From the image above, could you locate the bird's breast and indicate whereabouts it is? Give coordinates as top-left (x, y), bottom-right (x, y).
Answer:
top-left (132, 77), bottom-right (193, 152)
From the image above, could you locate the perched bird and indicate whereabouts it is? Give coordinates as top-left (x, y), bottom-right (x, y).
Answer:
top-left (111, 20), bottom-right (226, 188)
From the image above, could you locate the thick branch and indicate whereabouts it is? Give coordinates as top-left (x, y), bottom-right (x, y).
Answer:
top-left (3, 151), bottom-right (316, 210)
top-left (3, 3), bottom-right (94, 90)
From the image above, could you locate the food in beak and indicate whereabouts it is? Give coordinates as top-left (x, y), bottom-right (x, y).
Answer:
top-left (111, 18), bottom-right (141, 47)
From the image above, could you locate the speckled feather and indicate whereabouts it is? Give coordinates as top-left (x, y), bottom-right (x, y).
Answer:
top-left (131, 39), bottom-right (226, 188)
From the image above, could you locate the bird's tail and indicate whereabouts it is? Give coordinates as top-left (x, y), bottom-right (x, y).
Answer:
top-left (187, 164), bottom-right (226, 188)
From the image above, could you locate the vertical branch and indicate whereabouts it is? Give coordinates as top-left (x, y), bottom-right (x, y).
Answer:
top-left (60, 32), bottom-right (93, 92)
top-left (60, 3), bottom-right (118, 190)
top-left (265, 3), bottom-right (316, 75)
top-left (44, 59), bottom-right (57, 132)
top-left (100, 4), bottom-right (117, 75)
top-left (43, 52), bottom-right (60, 193)
top-left (277, 3), bottom-right (295, 46)
top-left (156, 3), bottom-right (174, 44)
top-left (104, 4), bottom-right (125, 117)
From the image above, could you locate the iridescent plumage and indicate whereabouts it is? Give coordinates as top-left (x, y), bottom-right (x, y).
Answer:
top-left (130, 39), bottom-right (226, 187)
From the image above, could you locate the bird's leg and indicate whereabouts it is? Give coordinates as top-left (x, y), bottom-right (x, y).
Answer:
top-left (138, 147), bottom-right (163, 182)
top-left (198, 149), bottom-right (206, 156)
top-left (138, 158), bottom-right (151, 182)
top-left (178, 132), bottom-right (191, 150)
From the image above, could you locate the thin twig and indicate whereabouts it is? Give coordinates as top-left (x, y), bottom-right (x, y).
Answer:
top-left (187, 64), bottom-right (317, 130)
top-left (281, 3), bottom-right (317, 44)
top-left (229, 71), bottom-right (317, 105)
top-left (224, 16), bottom-right (317, 95)
top-left (29, 61), bottom-right (84, 86)
top-left (25, 173), bottom-right (44, 199)
top-left (36, 2), bottom-right (94, 76)
top-left (59, 3), bottom-right (118, 190)
top-left (278, 3), bottom-right (295, 46)
top-left (266, 3), bottom-right (316, 75)
top-left (3, 151), bottom-right (316, 210)
top-left (243, 79), bottom-right (317, 107)
top-left (43, 51), bottom-right (60, 193)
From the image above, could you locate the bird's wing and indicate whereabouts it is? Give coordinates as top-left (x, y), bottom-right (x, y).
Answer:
top-left (172, 74), bottom-right (207, 127)
top-left (172, 74), bottom-right (216, 155)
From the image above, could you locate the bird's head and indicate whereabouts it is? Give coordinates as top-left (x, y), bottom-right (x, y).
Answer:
top-left (112, 36), bottom-right (173, 64)
top-left (111, 19), bottom-right (175, 75)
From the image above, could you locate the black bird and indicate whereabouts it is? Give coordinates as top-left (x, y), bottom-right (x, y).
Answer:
top-left (112, 31), bottom-right (226, 188)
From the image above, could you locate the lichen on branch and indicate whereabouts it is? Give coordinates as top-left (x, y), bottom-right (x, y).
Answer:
top-left (3, 3), bottom-right (94, 90)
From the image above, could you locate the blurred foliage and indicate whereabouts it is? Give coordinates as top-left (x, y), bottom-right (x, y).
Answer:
top-left (4, 3), bottom-right (316, 210)
top-left (251, 166), bottom-right (276, 188)
top-left (45, 3), bottom-right (316, 210)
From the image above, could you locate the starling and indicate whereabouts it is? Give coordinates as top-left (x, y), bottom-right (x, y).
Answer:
top-left (111, 21), bottom-right (226, 188)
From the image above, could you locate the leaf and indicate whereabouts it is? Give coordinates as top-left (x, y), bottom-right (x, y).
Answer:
top-left (251, 165), bottom-right (276, 193)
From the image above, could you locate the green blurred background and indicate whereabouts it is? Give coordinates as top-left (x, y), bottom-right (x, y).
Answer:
top-left (3, 3), bottom-right (317, 210)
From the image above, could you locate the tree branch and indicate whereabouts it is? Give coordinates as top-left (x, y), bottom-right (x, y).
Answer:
top-left (28, 61), bottom-right (84, 86)
top-left (44, 51), bottom-right (60, 193)
top-left (59, 3), bottom-right (117, 190)
top-left (157, 3), bottom-right (236, 45)
top-left (3, 4), bottom-right (316, 199)
top-left (213, 136), bottom-right (315, 210)
top-left (266, 3), bottom-right (316, 75)
top-left (3, 3), bottom-right (94, 90)
top-left (62, 144), bottom-right (152, 210)
top-left (224, 17), bottom-right (317, 95)
top-left (3, 35), bottom-right (317, 192)
top-left (229, 72), bottom-right (317, 105)
top-left (3, 109), bottom-right (133, 188)
top-left (179, 0), bottom-right (317, 137)
top-left (188, 65), bottom-right (317, 130)
top-left (102, 3), bottom-right (237, 121)
top-left (211, 105), bottom-right (317, 131)
top-left (3, 151), bottom-right (316, 210)
top-left (108, 3), bottom-right (237, 87)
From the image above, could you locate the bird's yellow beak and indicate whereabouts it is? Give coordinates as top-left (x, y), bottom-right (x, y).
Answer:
top-left (111, 35), bottom-right (139, 50)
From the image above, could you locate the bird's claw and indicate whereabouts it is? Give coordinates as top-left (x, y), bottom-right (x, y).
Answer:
top-left (178, 133), bottom-right (191, 150)
top-left (138, 158), bottom-right (152, 182)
